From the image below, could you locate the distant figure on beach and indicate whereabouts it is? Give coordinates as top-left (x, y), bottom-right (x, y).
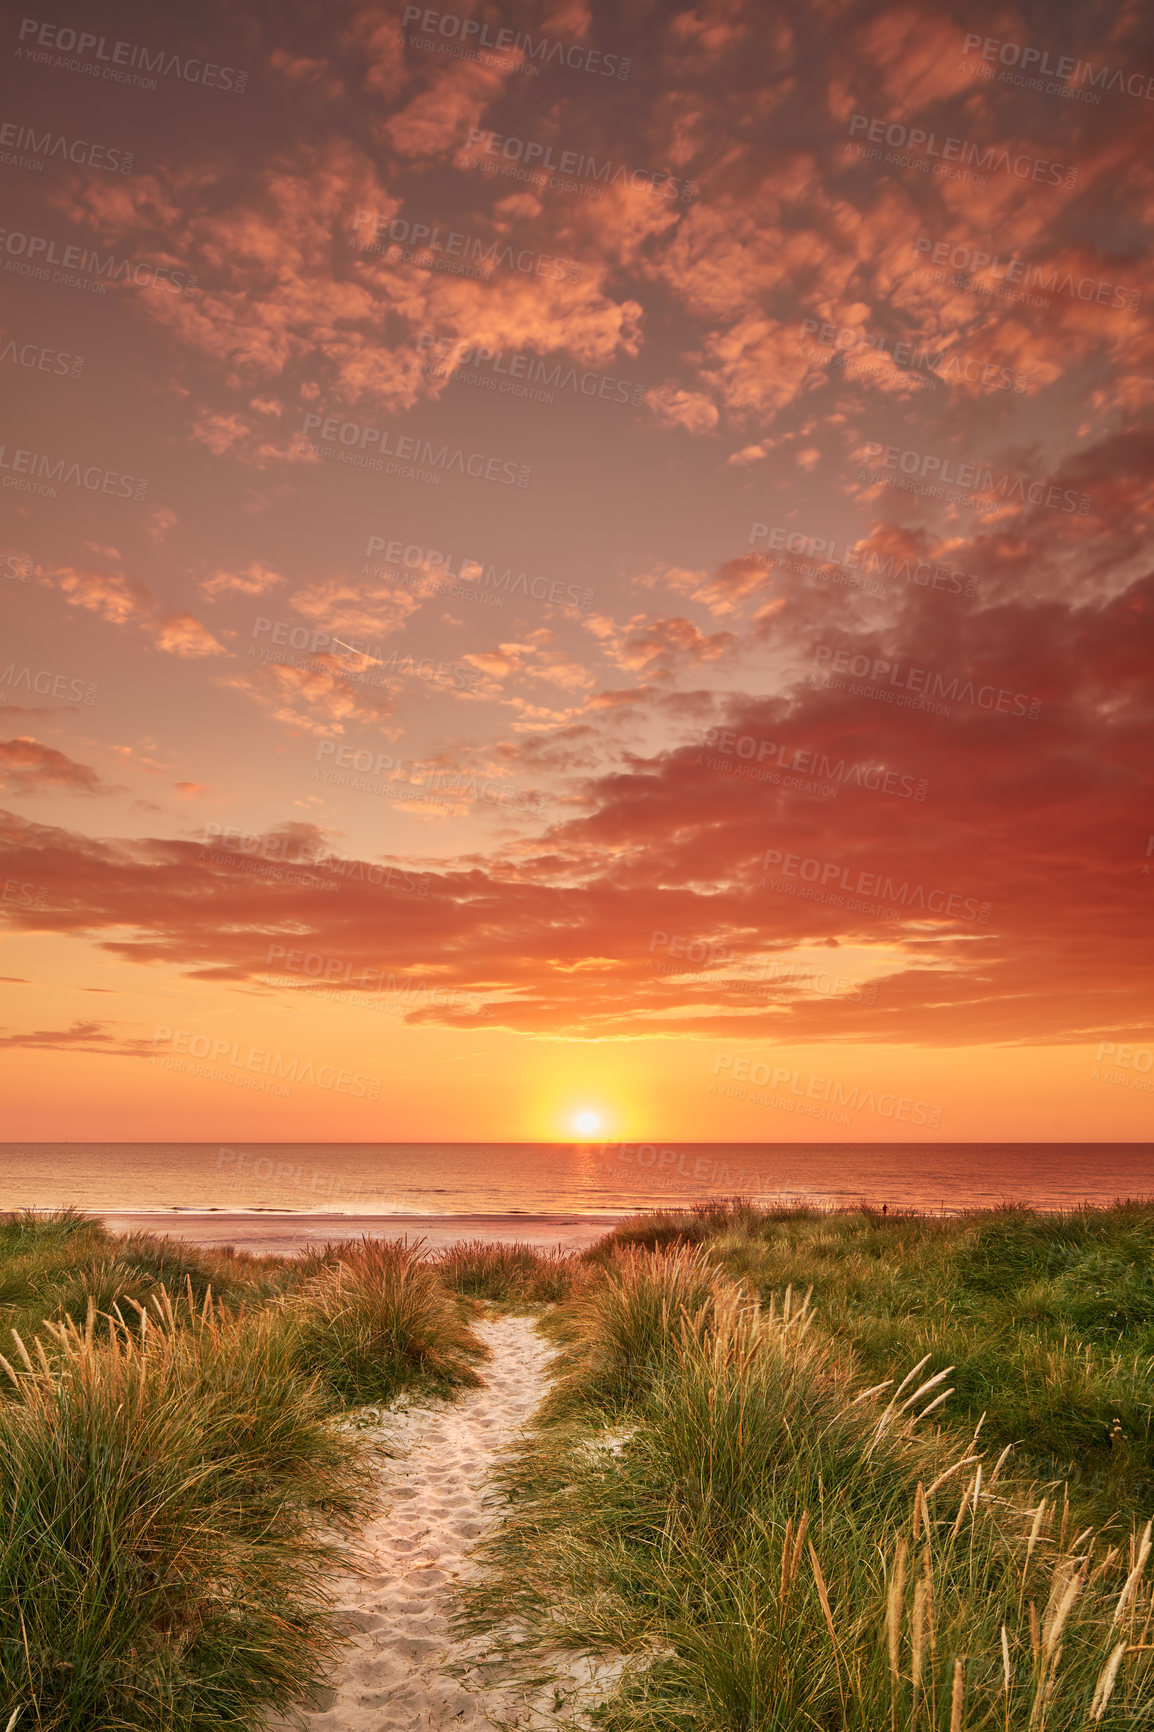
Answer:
top-left (882, 1203), bottom-right (887, 1215)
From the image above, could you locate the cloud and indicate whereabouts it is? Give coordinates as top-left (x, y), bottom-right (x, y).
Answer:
top-left (201, 563), bottom-right (285, 598)
top-left (53, 566), bottom-right (147, 627)
top-left (287, 577), bottom-right (421, 641)
top-left (0, 1019), bottom-right (154, 1055)
top-left (651, 557), bottom-right (775, 618)
top-left (1, 555), bottom-right (1148, 1046)
top-left (645, 385), bottom-right (720, 432)
top-left (463, 628), bottom-right (595, 694)
top-left (46, 564), bottom-right (225, 658)
top-left (0, 741), bottom-right (119, 797)
top-left (587, 614), bottom-right (739, 678)
top-left (219, 657), bottom-right (400, 739)
top-left (12, 0), bottom-right (1151, 1070)
top-left (153, 615), bottom-right (227, 658)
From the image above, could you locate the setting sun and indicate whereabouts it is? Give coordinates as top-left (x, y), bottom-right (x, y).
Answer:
top-left (574, 1111), bottom-right (602, 1138)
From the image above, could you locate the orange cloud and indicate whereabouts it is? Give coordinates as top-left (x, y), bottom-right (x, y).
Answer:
top-left (0, 741), bottom-right (118, 797)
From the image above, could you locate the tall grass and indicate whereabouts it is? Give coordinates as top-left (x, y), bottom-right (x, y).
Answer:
top-left (465, 1246), bottom-right (1154, 1730)
top-left (587, 1202), bottom-right (1154, 1516)
top-left (545, 1244), bottom-right (722, 1416)
top-left (289, 1237), bottom-right (488, 1405)
top-left (0, 1292), bottom-right (374, 1730)
top-left (0, 1210), bottom-right (288, 1348)
top-left (0, 1214), bottom-right (491, 1730)
top-left (434, 1239), bottom-right (575, 1303)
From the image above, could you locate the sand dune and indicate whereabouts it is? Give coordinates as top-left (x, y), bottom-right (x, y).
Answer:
top-left (270, 1315), bottom-right (622, 1730)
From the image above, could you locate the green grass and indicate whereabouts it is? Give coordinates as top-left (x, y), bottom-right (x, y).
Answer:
top-left (587, 1201), bottom-right (1154, 1517)
top-left (289, 1236), bottom-right (488, 1405)
top-left (462, 1204), bottom-right (1154, 1731)
top-left (434, 1238), bottom-right (575, 1304)
top-left (5, 1202), bottom-right (1153, 1731)
top-left (0, 1292), bottom-right (374, 1729)
top-left (0, 1212), bottom-right (490, 1730)
top-left (0, 1209), bottom-right (286, 1347)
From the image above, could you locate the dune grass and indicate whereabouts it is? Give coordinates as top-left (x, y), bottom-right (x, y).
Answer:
top-left (289, 1236), bottom-right (488, 1405)
top-left (465, 1236), bottom-right (1154, 1730)
top-left (0, 1291), bottom-right (374, 1730)
top-left (4, 1201), bottom-right (1151, 1729)
top-left (434, 1238), bottom-right (574, 1303)
top-left (583, 1200), bottom-right (1154, 1518)
top-left (0, 1208), bottom-right (286, 1346)
top-left (0, 1212), bottom-right (490, 1730)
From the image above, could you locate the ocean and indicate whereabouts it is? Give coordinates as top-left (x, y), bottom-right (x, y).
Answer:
top-left (0, 1141), bottom-right (1151, 1255)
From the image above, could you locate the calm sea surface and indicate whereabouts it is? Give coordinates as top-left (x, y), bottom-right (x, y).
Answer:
top-left (0, 1142), bottom-right (1150, 1254)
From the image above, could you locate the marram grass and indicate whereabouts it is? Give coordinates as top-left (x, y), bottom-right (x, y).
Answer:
top-left (0, 1214), bottom-right (489, 1731)
top-left (2, 1202), bottom-right (1152, 1730)
top-left (463, 1241), bottom-right (1154, 1730)
top-left (0, 1290), bottom-right (374, 1730)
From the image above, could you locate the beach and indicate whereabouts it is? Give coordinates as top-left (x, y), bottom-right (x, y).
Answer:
top-left (98, 1210), bottom-right (621, 1257)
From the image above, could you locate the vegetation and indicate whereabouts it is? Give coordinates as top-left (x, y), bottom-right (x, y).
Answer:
top-left (3, 1199), bottom-right (1152, 1729)
top-left (0, 1212), bottom-right (486, 1730)
top-left (462, 1202), bottom-right (1154, 1730)
top-left (290, 1236), bottom-right (487, 1405)
top-left (569, 1201), bottom-right (1154, 1514)
top-left (435, 1237), bottom-right (574, 1304)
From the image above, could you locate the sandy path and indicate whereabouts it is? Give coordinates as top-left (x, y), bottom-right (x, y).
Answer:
top-left (272, 1314), bottom-right (617, 1731)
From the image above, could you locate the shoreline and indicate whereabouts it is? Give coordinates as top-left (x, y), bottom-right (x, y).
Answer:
top-left (86, 1193), bottom-right (1154, 1256)
top-left (97, 1209), bottom-right (627, 1255)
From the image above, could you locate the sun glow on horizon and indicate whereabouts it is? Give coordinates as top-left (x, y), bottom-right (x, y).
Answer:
top-left (574, 1109), bottom-right (602, 1137)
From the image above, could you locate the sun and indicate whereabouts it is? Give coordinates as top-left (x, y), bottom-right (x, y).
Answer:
top-left (574, 1110), bottom-right (601, 1138)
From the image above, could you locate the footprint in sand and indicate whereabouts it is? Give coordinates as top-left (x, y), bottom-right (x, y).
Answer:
top-left (267, 1314), bottom-right (624, 1731)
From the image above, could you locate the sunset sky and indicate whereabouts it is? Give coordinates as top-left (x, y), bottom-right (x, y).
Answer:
top-left (1, 0), bottom-right (1152, 1143)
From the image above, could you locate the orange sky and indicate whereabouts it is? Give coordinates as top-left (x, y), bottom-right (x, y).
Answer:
top-left (2, 0), bottom-right (1152, 1143)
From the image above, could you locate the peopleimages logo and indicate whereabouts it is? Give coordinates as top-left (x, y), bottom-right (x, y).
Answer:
top-left (1, 876), bottom-right (49, 911)
top-left (200, 822), bottom-right (431, 895)
top-left (313, 740), bottom-right (544, 814)
top-left (299, 413), bottom-right (530, 488)
top-left (860, 442), bottom-right (1090, 515)
top-left (748, 523), bottom-right (978, 596)
top-left (798, 319), bottom-right (1029, 394)
top-left (249, 614), bottom-right (482, 691)
top-left (400, 7), bottom-right (631, 79)
top-left (0, 119), bottom-right (134, 173)
top-left (0, 441), bottom-right (148, 502)
top-left (812, 645), bottom-right (1042, 720)
top-left (464, 129), bottom-right (696, 201)
top-left (0, 339), bottom-right (84, 378)
top-left (700, 728), bottom-right (928, 801)
top-left (0, 228), bottom-right (197, 295)
top-left (759, 850), bottom-right (991, 923)
top-left (364, 535), bottom-right (594, 611)
top-left (962, 33), bottom-right (1154, 103)
top-left (352, 212), bottom-right (582, 283)
top-left (265, 944), bottom-right (487, 1017)
top-left (15, 19), bottom-right (248, 91)
top-left (912, 235), bottom-right (1141, 312)
top-left (417, 334), bottom-right (644, 409)
top-left (847, 113), bottom-right (1077, 187)
top-left (0, 663), bottom-right (98, 704)
top-left (151, 1027), bottom-right (380, 1098)
top-left (711, 1054), bottom-right (943, 1126)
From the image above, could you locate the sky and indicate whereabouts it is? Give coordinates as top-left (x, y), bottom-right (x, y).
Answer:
top-left (1, 0), bottom-right (1152, 1145)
